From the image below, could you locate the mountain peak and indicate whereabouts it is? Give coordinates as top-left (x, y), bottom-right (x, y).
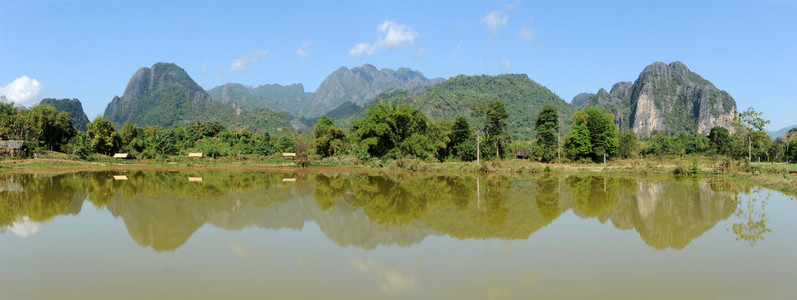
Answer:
top-left (584, 61), bottom-right (736, 136)
top-left (298, 64), bottom-right (439, 118)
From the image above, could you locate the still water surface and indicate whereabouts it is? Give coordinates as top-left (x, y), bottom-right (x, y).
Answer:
top-left (1, 171), bottom-right (796, 299)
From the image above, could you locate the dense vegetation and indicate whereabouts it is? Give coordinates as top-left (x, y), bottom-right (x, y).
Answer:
top-left (39, 98), bottom-right (90, 132)
top-left (3, 95), bottom-right (795, 167)
top-left (386, 74), bottom-right (575, 139)
top-left (0, 101), bottom-right (76, 152)
top-left (104, 63), bottom-right (297, 135)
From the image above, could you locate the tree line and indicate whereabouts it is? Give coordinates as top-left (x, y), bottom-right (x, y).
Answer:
top-left (2, 97), bottom-right (796, 164)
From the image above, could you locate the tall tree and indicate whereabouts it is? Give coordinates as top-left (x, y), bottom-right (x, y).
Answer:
top-left (708, 126), bottom-right (732, 155)
top-left (617, 129), bottom-right (639, 159)
top-left (314, 116), bottom-right (348, 158)
top-left (86, 117), bottom-right (121, 155)
top-left (28, 104), bottom-right (77, 151)
top-left (475, 100), bottom-right (509, 159)
top-left (449, 116), bottom-right (472, 160)
top-left (567, 107), bottom-right (618, 162)
top-left (351, 99), bottom-right (429, 158)
top-left (732, 107), bottom-right (770, 162)
top-left (535, 105), bottom-right (559, 162)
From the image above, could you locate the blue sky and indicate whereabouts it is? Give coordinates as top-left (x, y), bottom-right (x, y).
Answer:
top-left (1, 0), bottom-right (795, 130)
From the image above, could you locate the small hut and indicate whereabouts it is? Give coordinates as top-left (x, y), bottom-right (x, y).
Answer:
top-left (0, 140), bottom-right (24, 156)
top-left (515, 149), bottom-right (531, 159)
top-left (113, 153), bottom-right (131, 163)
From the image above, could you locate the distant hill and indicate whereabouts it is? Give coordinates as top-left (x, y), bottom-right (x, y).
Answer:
top-left (299, 64), bottom-right (442, 118)
top-left (103, 63), bottom-right (297, 134)
top-left (251, 83), bottom-right (308, 116)
top-left (39, 98), bottom-right (90, 132)
top-left (352, 74), bottom-right (574, 138)
top-left (581, 62), bottom-right (736, 137)
top-left (768, 124), bottom-right (797, 139)
top-left (571, 93), bottom-right (594, 106)
top-left (207, 83), bottom-right (266, 110)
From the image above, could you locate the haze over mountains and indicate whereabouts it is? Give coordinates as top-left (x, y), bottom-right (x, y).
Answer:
top-left (92, 61), bottom-right (739, 138)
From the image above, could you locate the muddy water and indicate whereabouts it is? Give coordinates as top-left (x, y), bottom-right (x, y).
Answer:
top-left (1, 171), bottom-right (795, 299)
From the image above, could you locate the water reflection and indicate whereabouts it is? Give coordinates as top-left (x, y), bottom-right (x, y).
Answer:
top-left (0, 171), bottom-right (748, 251)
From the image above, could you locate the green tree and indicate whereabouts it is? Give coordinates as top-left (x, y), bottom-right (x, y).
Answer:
top-left (449, 116), bottom-right (472, 160)
top-left (732, 107), bottom-right (770, 162)
top-left (535, 105), bottom-right (559, 162)
top-left (708, 126), bottom-right (731, 155)
top-left (567, 107), bottom-right (618, 162)
top-left (314, 116), bottom-right (348, 158)
top-left (617, 129), bottom-right (639, 159)
top-left (86, 117), bottom-right (122, 155)
top-left (566, 123), bottom-right (592, 160)
top-left (350, 98), bottom-right (429, 158)
top-left (473, 100), bottom-right (509, 159)
top-left (28, 104), bottom-right (77, 151)
top-left (278, 135), bottom-right (295, 153)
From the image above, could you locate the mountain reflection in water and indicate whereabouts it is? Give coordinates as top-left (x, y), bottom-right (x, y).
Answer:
top-left (0, 171), bottom-right (745, 251)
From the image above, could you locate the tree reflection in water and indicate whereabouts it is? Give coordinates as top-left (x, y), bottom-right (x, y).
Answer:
top-left (731, 188), bottom-right (771, 246)
top-left (0, 172), bottom-right (753, 251)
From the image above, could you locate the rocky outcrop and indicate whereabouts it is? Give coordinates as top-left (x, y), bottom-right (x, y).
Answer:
top-left (103, 62), bottom-right (217, 127)
top-left (251, 83), bottom-right (307, 116)
top-left (299, 64), bottom-right (442, 118)
top-left (103, 62), bottom-right (296, 134)
top-left (580, 62), bottom-right (737, 137)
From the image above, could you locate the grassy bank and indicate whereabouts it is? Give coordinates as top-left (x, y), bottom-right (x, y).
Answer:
top-left (2, 152), bottom-right (795, 196)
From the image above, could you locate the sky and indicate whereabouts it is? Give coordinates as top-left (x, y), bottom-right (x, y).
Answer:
top-left (1, 0), bottom-right (796, 130)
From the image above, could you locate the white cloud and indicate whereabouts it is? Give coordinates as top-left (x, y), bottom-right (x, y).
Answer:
top-left (349, 43), bottom-right (372, 56)
top-left (351, 258), bottom-right (417, 295)
top-left (8, 216), bottom-right (42, 238)
top-left (296, 40), bottom-right (312, 58)
top-left (501, 58), bottom-right (511, 72)
top-left (481, 10), bottom-right (508, 39)
top-left (202, 62), bottom-right (208, 74)
top-left (518, 26), bottom-right (535, 44)
top-left (349, 20), bottom-right (419, 57)
top-left (0, 76), bottom-right (43, 105)
top-left (230, 50), bottom-right (268, 72)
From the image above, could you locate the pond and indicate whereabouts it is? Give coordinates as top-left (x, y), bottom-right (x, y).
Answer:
top-left (1, 171), bottom-right (796, 299)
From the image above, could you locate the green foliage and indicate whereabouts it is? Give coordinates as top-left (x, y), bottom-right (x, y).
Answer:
top-left (565, 107), bottom-right (618, 161)
top-left (107, 63), bottom-right (297, 136)
top-left (278, 135), bottom-right (295, 153)
top-left (786, 140), bottom-right (797, 163)
top-left (87, 117), bottom-right (122, 155)
top-left (474, 100), bottom-right (509, 159)
top-left (350, 98), bottom-right (430, 159)
top-left (377, 74), bottom-right (574, 138)
top-left (0, 102), bottom-right (77, 152)
top-left (449, 117), bottom-right (474, 161)
top-left (535, 105), bottom-right (559, 162)
top-left (617, 129), bottom-right (639, 159)
top-left (733, 107), bottom-right (771, 161)
top-left (39, 98), bottom-right (90, 132)
top-left (708, 126), bottom-right (732, 155)
top-left (28, 104), bottom-right (77, 151)
top-left (566, 123), bottom-right (592, 160)
top-left (314, 116), bottom-right (348, 157)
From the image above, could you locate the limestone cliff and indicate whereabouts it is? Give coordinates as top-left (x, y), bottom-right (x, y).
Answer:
top-left (580, 62), bottom-right (736, 137)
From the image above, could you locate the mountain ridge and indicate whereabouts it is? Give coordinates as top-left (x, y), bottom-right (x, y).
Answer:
top-left (579, 61), bottom-right (736, 136)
